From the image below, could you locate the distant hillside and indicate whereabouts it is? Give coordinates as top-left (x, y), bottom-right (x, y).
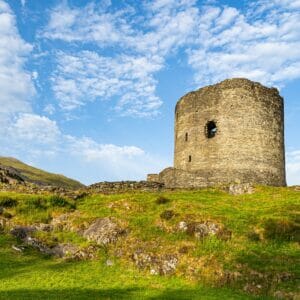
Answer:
top-left (0, 157), bottom-right (84, 189)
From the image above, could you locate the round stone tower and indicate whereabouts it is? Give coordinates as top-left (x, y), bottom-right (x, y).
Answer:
top-left (172, 78), bottom-right (286, 186)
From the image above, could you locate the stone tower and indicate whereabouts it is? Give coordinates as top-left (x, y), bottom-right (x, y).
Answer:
top-left (147, 78), bottom-right (286, 187)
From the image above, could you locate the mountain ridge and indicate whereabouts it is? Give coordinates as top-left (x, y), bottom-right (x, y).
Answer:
top-left (0, 157), bottom-right (84, 189)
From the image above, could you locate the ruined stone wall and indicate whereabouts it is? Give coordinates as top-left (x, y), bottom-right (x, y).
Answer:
top-left (147, 174), bottom-right (160, 182)
top-left (88, 181), bottom-right (164, 193)
top-left (173, 78), bottom-right (286, 186)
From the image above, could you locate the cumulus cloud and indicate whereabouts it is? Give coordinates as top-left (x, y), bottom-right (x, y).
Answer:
top-left (9, 113), bottom-right (60, 144)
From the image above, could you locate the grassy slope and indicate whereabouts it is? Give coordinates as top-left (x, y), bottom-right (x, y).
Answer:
top-left (0, 186), bottom-right (299, 299)
top-left (0, 157), bottom-right (84, 189)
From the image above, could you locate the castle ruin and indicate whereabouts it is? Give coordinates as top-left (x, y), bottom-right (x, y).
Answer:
top-left (147, 78), bottom-right (286, 187)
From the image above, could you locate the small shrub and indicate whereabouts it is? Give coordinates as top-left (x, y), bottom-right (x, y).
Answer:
top-left (264, 218), bottom-right (300, 242)
top-left (49, 195), bottom-right (67, 207)
top-left (0, 196), bottom-right (18, 208)
top-left (160, 210), bottom-right (175, 220)
top-left (48, 195), bottom-right (76, 209)
top-left (155, 196), bottom-right (170, 205)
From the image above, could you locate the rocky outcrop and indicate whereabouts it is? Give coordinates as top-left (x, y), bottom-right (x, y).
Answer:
top-left (10, 224), bottom-right (98, 260)
top-left (0, 165), bottom-right (24, 185)
top-left (83, 217), bottom-right (127, 245)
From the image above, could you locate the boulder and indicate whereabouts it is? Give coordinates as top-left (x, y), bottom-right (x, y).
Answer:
top-left (83, 217), bottom-right (126, 245)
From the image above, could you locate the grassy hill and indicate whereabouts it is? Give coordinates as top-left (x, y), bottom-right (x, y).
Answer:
top-left (0, 157), bottom-right (84, 189)
top-left (0, 186), bottom-right (299, 299)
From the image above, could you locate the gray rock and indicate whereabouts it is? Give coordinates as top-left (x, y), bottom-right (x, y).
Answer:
top-left (50, 243), bottom-right (79, 258)
top-left (10, 226), bottom-right (36, 240)
top-left (24, 236), bottom-right (52, 254)
top-left (83, 217), bottom-right (126, 245)
top-left (228, 183), bottom-right (254, 195)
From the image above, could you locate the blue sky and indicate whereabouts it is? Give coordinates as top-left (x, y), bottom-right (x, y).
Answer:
top-left (0, 0), bottom-right (300, 185)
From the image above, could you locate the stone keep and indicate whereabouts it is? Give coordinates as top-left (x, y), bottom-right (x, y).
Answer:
top-left (147, 78), bottom-right (286, 187)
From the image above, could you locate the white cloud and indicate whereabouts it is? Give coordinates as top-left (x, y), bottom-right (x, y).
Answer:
top-left (42, 2), bottom-right (127, 45)
top-left (188, 1), bottom-right (300, 88)
top-left (0, 0), bottom-right (35, 116)
top-left (9, 113), bottom-right (60, 144)
top-left (0, 111), bottom-right (162, 183)
top-left (43, 1), bottom-right (198, 117)
top-left (42, 0), bottom-right (300, 117)
top-left (64, 135), bottom-right (167, 182)
top-left (52, 51), bottom-right (163, 117)
top-left (67, 136), bottom-right (144, 161)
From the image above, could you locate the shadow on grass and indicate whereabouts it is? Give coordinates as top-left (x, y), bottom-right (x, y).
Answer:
top-left (0, 288), bottom-right (258, 300)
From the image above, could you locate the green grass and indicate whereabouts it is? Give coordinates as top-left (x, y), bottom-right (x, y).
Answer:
top-left (0, 157), bottom-right (84, 189)
top-left (0, 186), bottom-right (299, 299)
top-left (0, 235), bottom-right (260, 300)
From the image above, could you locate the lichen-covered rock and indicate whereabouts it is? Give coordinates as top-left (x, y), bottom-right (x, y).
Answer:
top-left (24, 236), bottom-right (52, 254)
top-left (35, 223), bottom-right (53, 232)
top-left (132, 250), bottom-right (178, 275)
top-left (228, 183), bottom-right (254, 195)
top-left (50, 243), bottom-right (98, 260)
top-left (83, 217), bottom-right (126, 245)
top-left (178, 221), bottom-right (221, 239)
